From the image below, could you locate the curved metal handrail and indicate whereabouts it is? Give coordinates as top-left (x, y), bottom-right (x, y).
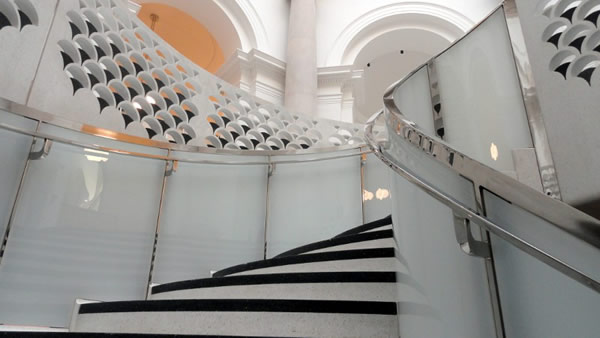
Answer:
top-left (0, 98), bottom-right (370, 165)
top-left (365, 110), bottom-right (600, 293)
top-left (363, 2), bottom-right (600, 292)
top-left (0, 98), bottom-right (367, 158)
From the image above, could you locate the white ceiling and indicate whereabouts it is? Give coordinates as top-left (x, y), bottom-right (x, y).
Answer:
top-left (133, 0), bottom-right (242, 59)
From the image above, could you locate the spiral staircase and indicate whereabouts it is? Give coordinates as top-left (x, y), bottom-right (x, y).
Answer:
top-left (68, 215), bottom-right (398, 337)
top-left (0, 0), bottom-right (600, 337)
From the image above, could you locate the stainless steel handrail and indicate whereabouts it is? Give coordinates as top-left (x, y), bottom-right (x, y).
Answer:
top-left (363, 2), bottom-right (600, 293)
top-left (363, 0), bottom-right (600, 295)
top-left (0, 98), bottom-right (367, 158)
top-left (375, 0), bottom-right (600, 252)
top-left (379, 11), bottom-right (600, 250)
top-left (0, 100), bottom-right (370, 166)
top-left (365, 110), bottom-right (600, 293)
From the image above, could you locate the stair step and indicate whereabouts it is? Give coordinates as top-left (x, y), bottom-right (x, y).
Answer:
top-left (333, 215), bottom-right (392, 239)
top-left (306, 237), bottom-right (395, 254)
top-left (72, 299), bottom-right (399, 337)
top-left (213, 248), bottom-right (395, 277)
top-left (0, 333), bottom-right (243, 337)
top-left (150, 271), bottom-right (396, 301)
top-left (274, 229), bottom-right (394, 258)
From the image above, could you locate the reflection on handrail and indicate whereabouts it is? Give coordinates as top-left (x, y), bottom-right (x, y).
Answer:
top-left (364, 110), bottom-right (600, 293)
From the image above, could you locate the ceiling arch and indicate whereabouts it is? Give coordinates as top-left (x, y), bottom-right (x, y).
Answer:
top-left (137, 3), bottom-right (225, 73)
top-left (133, 0), bottom-right (267, 60)
top-left (326, 1), bottom-right (474, 66)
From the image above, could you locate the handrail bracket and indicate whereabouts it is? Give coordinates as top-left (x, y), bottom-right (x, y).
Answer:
top-left (29, 138), bottom-right (52, 160)
top-left (453, 213), bottom-right (491, 258)
top-left (268, 163), bottom-right (275, 177)
top-left (165, 160), bottom-right (178, 176)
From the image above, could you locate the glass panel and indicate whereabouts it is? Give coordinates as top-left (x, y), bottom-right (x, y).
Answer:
top-left (392, 66), bottom-right (435, 135)
top-left (382, 127), bottom-right (477, 209)
top-left (435, 8), bottom-right (532, 175)
top-left (0, 140), bottom-right (164, 327)
top-left (383, 110), bottom-right (495, 337)
top-left (485, 191), bottom-right (600, 337)
top-left (0, 110), bottom-right (37, 241)
top-left (391, 173), bottom-right (496, 338)
top-left (152, 153), bottom-right (268, 283)
top-left (266, 151), bottom-right (363, 257)
top-left (363, 153), bottom-right (392, 222)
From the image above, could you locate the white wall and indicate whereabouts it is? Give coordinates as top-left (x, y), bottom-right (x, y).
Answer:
top-left (245, 0), bottom-right (289, 61)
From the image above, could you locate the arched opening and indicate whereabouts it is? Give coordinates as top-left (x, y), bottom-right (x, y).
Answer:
top-left (326, 3), bottom-right (472, 123)
top-left (137, 3), bottom-right (225, 73)
top-left (352, 27), bottom-right (455, 123)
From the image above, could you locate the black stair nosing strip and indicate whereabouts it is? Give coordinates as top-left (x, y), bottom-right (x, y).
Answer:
top-left (152, 271), bottom-right (396, 294)
top-left (274, 229), bottom-right (394, 258)
top-left (0, 333), bottom-right (282, 337)
top-left (79, 299), bottom-right (398, 315)
top-left (213, 247), bottom-right (395, 277)
top-left (333, 214), bottom-right (392, 239)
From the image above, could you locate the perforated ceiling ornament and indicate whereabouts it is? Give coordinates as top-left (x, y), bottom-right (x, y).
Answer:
top-left (55, 0), bottom-right (367, 150)
top-left (0, 0), bottom-right (38, 31)
top-left (539, 0), bottom-right (600, 85)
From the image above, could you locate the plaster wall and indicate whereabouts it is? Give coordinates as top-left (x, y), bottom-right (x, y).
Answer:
top-left (315, 0), bottom-right (502, 67)
top-left (246, 0), bottom-right (289, 61)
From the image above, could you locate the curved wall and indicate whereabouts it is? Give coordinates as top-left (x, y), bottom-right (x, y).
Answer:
top-left (137, 3), bottom-right (225, 73)
top-left (0, 0), bottom-right (366, 152)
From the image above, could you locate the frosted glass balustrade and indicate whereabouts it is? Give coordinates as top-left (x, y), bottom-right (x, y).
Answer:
top-left (392, 66), bottom-right (435, 136)
top-left (152, 153), bottom-right (268, 283)
top-left (0, 110), bottom-right (37, 243)
top-left (484, 191), bottom-right (600, 338)
top-left (0, 127), bottom-right (165, 327)
top-left (266, 151), bottom-right (363, 257)
top-left (362, 153), bottom-right (393, 222)
top-left (435, 8), bottom-right (532, 175)
top-left (383, 127), bottom-right (476, 209)
top-left (383, 111), bottom-right (495, 337)
top-left (391, 174), bottom-right (496, 338)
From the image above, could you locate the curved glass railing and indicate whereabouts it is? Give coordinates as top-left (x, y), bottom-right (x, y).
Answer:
top-left (365, 2), bottom-right (600, 337)
top-left (0, 99), bottom-right (391, 328)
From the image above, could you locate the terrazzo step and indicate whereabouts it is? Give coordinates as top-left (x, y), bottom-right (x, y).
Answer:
top-left (274, 229), bottom-right (395, 258)
top-left (71, 299), bottom-right (399, 337)
top-left (213, 248), bottom-right (396, 277)
top-left (0, 333), bottom-right (241, 337)
top-left (333, 215), bottom-right (392, 239)
top-left (150, 271), bottom-right (396, 302)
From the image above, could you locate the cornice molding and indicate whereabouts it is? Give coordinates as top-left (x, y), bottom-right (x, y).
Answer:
top-left (318, 65), bottom-right (363, 88)
top-left (217, 49), bottom-right (361, 120)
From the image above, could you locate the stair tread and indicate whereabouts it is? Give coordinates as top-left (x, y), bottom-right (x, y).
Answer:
top-left (0, 333), bottom-right (263, 337)
top-left (152, 271), bottom-right (396, 294)
top-left (274, 229), bottom-right (393, 258)
top-left (332, 215), bottom-right (392, 239)
top-left (78, 298), bottom-right (398, 315)
top-left (213, 248), bottom-right (395, 277)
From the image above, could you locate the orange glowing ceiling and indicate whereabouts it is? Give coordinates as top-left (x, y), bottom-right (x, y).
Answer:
top-left (138, 3), bottom-right (225, 73)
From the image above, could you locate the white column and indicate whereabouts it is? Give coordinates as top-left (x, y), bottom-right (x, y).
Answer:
top-left (284, 0), bottom-right (317, 116)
